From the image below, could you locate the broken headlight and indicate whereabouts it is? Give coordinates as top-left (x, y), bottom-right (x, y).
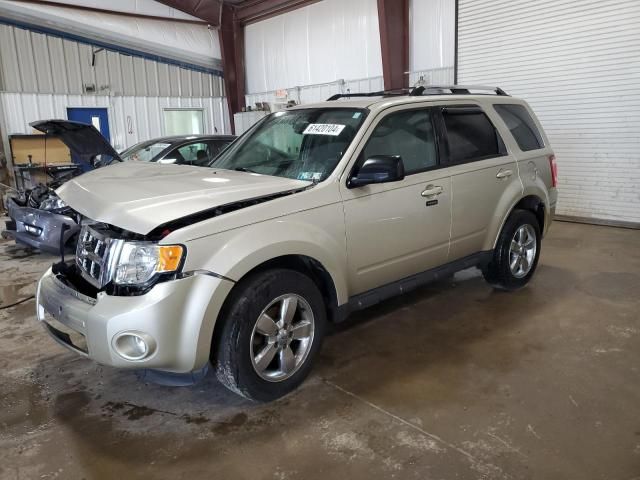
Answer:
top-left (39, 197), bottom-right (67, 211)
top-left (113, 242), bottom-right (184, 285)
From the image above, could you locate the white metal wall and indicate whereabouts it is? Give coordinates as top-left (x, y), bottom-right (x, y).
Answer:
top-left (458, 0), bottom-right (640, 225)
top-left (245, 76), bottom-right (385, 110)
top-left (244, 0), bottom-right (382, 94)
top-left (245, 67), bottom-right (454, 110)
top-left (408, 67), bottom-right (454, 88)
top-left (0, 92), bottom-right (231, 152)
top-left (0, 23), bottom-right (224, 97)
top-left (410, 0), bottom-right (455, 75)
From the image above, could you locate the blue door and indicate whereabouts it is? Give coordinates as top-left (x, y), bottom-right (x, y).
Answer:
top-left (67, 107), bottom-right (111, 169)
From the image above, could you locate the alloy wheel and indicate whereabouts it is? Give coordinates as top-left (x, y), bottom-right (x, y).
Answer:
top-left (249, 294), bottom-right (315, 382)
top-left (509, 224), bottom-right (537, 278)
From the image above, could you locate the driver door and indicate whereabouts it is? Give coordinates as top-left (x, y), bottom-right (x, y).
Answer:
top-left (340, 106), bottom-right (452, 295)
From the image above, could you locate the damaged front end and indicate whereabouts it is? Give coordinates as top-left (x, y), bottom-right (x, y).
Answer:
top-left (4, 184), bottom-right (82, 253)
top-left (3, 119), bottom-right (122, 254)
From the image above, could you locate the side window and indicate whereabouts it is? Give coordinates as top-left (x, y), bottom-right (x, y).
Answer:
top-left (208, 140), bottom-right (232, 160)
top-left (175, 142), bottom-right (210, 165)
top-left (494, 104), bottom-right (544, 151)
top-left (362, 109), bottom-right (438, 175)
top-left (441, 106), bottom-right (506, 164)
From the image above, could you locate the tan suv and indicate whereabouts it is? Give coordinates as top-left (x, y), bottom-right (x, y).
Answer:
top-left (36, 86), bottom-right (558, 401)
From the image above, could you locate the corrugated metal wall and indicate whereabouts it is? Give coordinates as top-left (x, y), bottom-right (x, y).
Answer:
top-left (458, 0), bottom-right (640, 225)
top-left (0, 23), bottom-right (224, 97)
top-left (0, 22), bottom-right (231, 169)
top-left (0, 93), bottom-right (230, 151)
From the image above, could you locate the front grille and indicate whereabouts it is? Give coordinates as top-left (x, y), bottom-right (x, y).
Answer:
top-left (75, 225), bottom-right (122, 288)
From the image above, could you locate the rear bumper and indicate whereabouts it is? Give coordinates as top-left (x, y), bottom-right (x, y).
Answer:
top-left (546, 188), bottom-right (558, 235)
top-left (6, 197), bottom-right (78, 253)
top-left (36, 266), bottom-right (234, 373)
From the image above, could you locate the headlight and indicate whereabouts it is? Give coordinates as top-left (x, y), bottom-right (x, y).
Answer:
top-left (39, 197), bottom-right (67, 211)
top-left (113, 242), bottom-right (184, 285)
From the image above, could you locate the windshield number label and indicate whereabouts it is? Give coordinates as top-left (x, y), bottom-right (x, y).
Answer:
top-left (303, 124), bottom-right (346, 136)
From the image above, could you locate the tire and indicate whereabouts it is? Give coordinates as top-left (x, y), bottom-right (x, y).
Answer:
top-left (212, 268), bottom-right (326, 402)
top-left (483, 209), bottom-right (541, 291)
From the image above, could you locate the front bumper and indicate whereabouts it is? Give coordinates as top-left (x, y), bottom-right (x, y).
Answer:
top-left (36, 267), bottom-right (234, 373)
top-left (6, 198), bottom-right (78, 253)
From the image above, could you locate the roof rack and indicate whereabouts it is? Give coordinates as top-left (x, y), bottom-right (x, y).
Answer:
top-left (326, 85), bottom-right (509, 102)
top-left (326, 89), bottom-right (410, 101)
top-left (409, 85), bottom-right (509, 96)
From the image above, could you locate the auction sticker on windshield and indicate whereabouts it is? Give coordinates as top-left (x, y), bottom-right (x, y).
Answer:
top-left (303, 124), bottom-right (345, 136)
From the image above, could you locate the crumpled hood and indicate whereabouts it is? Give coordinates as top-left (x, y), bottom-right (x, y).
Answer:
top-left (56, 162), bottom-right (311, 234)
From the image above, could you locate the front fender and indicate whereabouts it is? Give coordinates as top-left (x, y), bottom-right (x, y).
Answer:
top-left (181, 204), bottom-right (349, 305)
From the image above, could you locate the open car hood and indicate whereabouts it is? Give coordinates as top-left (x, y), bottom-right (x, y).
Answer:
top-left (30, 119), bottom-right (121, 166)
top-left (56, 162), bottom-right (311, 235)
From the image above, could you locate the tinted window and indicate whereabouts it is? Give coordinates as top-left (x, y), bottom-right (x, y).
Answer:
top-left (208, 140), bottom-right (232, 159)
top-left (442, 107), bottom-right (506, 163)
top-left (362, 109), bottom-right (437, 175)
top-left (494, 104), bottom-right (544, 151)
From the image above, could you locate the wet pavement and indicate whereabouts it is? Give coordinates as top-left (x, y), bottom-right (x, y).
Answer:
top-left (0, 221), bottom-right (639, 479)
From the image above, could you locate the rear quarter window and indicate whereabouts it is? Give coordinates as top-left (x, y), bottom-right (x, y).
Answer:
top-left (494, 104), bottom-right (544, 152)
top-left (441, 106), bottom-right (506, 163)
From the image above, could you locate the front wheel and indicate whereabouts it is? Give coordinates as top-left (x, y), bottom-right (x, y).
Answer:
top-left (212, 269), bottom-right (326, 402)
top-left (483, 209), bottom-right (541, 291)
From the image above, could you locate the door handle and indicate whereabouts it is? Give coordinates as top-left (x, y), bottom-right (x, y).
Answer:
top-left (421, 185), bottom-right (443, 197)
top-left (496, 169), bottom-right (513, 179)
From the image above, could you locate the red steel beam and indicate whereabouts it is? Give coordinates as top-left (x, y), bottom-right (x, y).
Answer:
top-left (377, 0), bottom-right (409, 91)
top-left (218, 3), bottom-right (246, 133)
top-left (235, 0), bottom-right (320, 25)
top-left (155, 0), bottom-right (222, 26)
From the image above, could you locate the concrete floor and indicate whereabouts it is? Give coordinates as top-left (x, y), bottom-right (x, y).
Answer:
top-left (1, 221), bottom-right (639, 480)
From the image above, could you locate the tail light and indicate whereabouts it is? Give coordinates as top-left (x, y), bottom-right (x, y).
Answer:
top-left (549, 154), bottom-right (558, 187)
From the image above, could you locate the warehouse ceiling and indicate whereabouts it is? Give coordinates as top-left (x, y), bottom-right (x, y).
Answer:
top-left (14, 0), bottom-right (318, 26)
top-left (156, 0), bottom-right (321, 26)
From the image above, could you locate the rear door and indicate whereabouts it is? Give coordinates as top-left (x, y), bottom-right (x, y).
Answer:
top-left (437, 104), bottom-right (521, 260)
top-left (340, 106), bottom-right (452, 295)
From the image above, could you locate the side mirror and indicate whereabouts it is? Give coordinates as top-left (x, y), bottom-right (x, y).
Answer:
top-left (348, 155), bottom-right (405, 188)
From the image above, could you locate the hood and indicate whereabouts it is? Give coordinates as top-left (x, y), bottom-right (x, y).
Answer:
top-left (30, 119), bottom-right (121, 165)
top-left (56, 162), bottom-right (311, 235)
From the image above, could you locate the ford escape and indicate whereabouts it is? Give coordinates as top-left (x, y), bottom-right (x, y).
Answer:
top-left (36, 85), bottom-right (558, 401)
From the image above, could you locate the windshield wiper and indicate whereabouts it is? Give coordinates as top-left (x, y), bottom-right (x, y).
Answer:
top-left (234, 167), bottom-right (258, 173)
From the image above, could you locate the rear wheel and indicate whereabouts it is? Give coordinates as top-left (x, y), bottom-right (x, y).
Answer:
top-left (483, 209), bottom-right (541, 291)
top-left (213, 269), bottom-right (326, 402)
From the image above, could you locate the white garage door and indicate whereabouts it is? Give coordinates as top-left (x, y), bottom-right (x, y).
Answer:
top-left (457, 0), bottom-right (640, 226)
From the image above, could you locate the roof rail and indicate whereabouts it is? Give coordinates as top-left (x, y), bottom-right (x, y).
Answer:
top-left (326, 85), bottom-right (509, 102)
top-left (326, 89), bottom-right (410, 101)
top-left (409, 85), bottom-right (509, 96)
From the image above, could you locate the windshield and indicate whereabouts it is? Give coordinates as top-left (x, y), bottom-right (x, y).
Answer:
top-left (120, 141), bottom-right (172, 162)
top-left (212, 108), bottom-right (367, 182)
